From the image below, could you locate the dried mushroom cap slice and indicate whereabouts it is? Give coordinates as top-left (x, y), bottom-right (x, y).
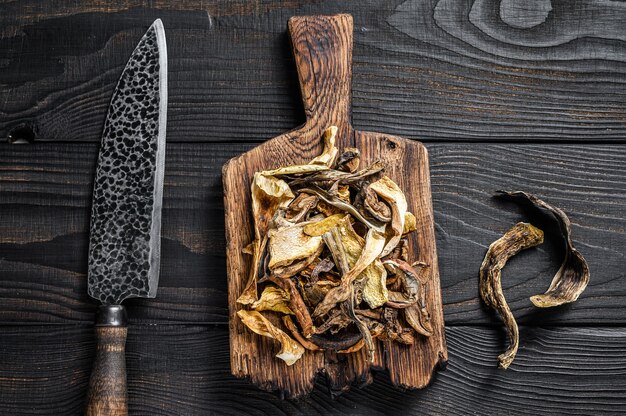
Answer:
top-left (238, 173), bottom-right (295, 305)
top-left (496, 190), bottom-right (590, 308)
top-left (303, 213), bottom-right (347, 237)
top-left (251, 285), bottom-right (294, 315)
top-left (285, 194), bottom-right (318, 223)
top-left (480, 222), bottom-right (544, 369)
top-left (237, 309), bottom-right (305, 366)
top-left (369, 176), bottom-right (408, 257)
top-left (268, 222), bottom-right (324, 270)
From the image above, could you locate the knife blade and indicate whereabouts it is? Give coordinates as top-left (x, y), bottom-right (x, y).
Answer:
top-left (85, 19), bottom-right (167, 416)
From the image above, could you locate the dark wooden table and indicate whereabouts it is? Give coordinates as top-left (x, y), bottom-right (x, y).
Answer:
top-left (1, 1), bottom-right (625, 415)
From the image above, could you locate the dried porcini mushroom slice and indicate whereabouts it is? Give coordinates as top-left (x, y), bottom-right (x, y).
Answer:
top-left (369, 176), bottom-right (408, 257)
top-left (285, 193), bottom-right (318, 223)
top-left (364, 186), bottom-right (392, 223)
top-left (268, 222), bottom-right (323, 271)
top-left (237, 310), bottom-right (305, 365)
top-left (337, 147), bottom-right (361, 172)
top-left (480, 222), bottom-right (544, 369)
top-left (252, 285), bottom-right (294, 315)
top-left (238, 173), bottom-right (294, 305)
top-left (238, 126), bottom-right (430, 365)
top-left (496, 190), bottom-right (590, 308)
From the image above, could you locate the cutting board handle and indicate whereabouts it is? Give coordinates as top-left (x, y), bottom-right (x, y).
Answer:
top-left (288, 14), bottom-right (353, 131)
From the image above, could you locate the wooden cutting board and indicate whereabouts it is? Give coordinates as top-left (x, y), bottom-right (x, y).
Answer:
top-left (222, 13), bottom-right (447, 398)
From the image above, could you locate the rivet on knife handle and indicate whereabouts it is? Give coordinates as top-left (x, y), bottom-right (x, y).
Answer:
top-left (86, 306), bottom-right (129, 416)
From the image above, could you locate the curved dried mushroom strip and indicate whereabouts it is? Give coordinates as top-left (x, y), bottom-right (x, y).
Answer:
top-left (272, 243), bottom-right (324, 279)
top-left (287, 161), bottom-right (384, 188)
top-left (343, 287), bottom-right (376, 363)
top-left (300, 186), bottom-right (385, 232)
top-left (338, 338), bottom-right (365, 354)
top-left (405, 261), bottom-right (433, 337)
top-left (303, 213), bottom-right (347, 237)
top-left (310, 257), bottom-right (336, 283)
top-left (282, 315), bottom-right (321, 351)
top-left (310, 331), bottom-right (363, 350)
top-left (383, 259), bottom-right (422, 309)
top-left (314, 309), bottom-right (353, 335)
top-left (496, 190), bottom-right (590, 308)
top-left (237, 310), bottom-right (304, 366)
top-left (480, 222), bottom-right (544, 369)
top-left (369, 176), bottom-right (408, 257)
top-left (309, 126), bottom-right (339, 167)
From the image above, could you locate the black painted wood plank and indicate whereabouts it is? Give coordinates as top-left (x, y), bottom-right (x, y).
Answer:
top-left (1, 142), bottom-right (624, 325)
top-left (0, 324), bottom-right (624, 415)
top-left (1, 0), bottom-right (625, 143)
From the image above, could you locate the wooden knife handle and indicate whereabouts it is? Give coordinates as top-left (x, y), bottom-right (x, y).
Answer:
top-left (288, 14), bottom-right (353, 129)
top-left (86, 305), bottom-right (128, 416)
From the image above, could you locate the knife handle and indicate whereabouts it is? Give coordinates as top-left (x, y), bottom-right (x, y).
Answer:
top-left (288, 14), bottom-right (353, 129)
top-left (86, 305), bottom-right (129, 416)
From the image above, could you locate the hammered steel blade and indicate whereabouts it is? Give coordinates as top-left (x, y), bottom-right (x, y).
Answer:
top-left (88, 19), bottom-right (167, 305)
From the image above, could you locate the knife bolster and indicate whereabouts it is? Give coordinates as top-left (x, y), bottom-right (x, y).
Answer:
top-left (86, 305), bottom-right (128, 416)
top-left (95, 304), bottom-right (128, 327)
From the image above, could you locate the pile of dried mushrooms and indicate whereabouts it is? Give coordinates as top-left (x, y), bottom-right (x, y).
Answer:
top-left (237, 126), bottom-right (432, 366)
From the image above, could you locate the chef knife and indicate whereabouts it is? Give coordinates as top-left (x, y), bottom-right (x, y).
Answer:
top-left (86, 19), bottom-right (167, 416)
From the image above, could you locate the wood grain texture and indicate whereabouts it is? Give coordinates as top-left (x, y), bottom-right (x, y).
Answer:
top-left (86, 326), bottom-right (128, 416)
top-left (1, 143), bottom-right (624, 325)
top-left (222, 14), bottom-right (446, 398)
top-left (1, 0), bottom-right (625, 143)
top-left (1, 324), bottom-right (625, 416)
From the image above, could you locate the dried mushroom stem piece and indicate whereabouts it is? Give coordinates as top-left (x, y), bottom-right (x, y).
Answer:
top-left (496, 190), bottom-right (591, 308)
top-left (342, 286), bottom-right (376, 363)
top-left (237, 310), bottom-right (305, 366)
top-left (480, 222), bottom-right (544, 369)
top-left (267, 275), bottom-right (315, 338)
